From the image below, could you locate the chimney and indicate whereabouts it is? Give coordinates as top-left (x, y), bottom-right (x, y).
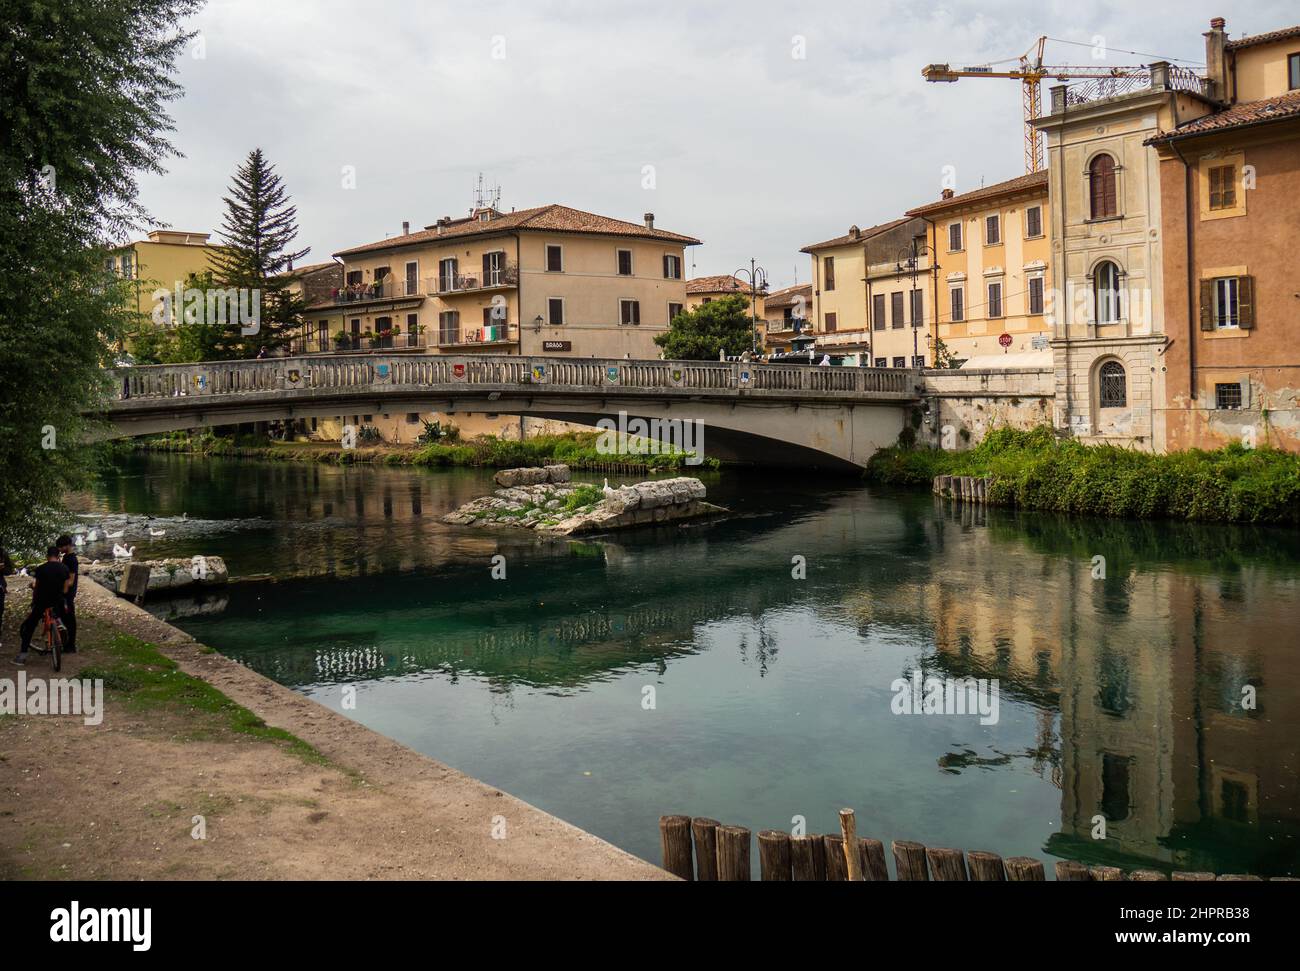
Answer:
top-left (850, 225), bottom-right (861, 239)
top-left (643, 212), bottom-right (655, 229)
top-left (941, 188), bottom-right (954, 200)
top-left (1204, 17), bottom-right (1228, 102)
top-left (402, 221), bottom-right (410, 236)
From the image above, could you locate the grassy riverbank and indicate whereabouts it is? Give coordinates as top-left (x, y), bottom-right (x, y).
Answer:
top-left (135, 430), bottom-right (718, 471)
top-left (866, 426), bottom-right (1300, 524)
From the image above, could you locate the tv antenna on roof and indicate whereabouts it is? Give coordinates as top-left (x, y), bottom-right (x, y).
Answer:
top-left (475, 172), bottom-right (501, 212)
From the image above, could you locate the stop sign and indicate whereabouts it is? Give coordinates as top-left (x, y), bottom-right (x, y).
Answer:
top-left (998, 333), bottom-right (1013, 348)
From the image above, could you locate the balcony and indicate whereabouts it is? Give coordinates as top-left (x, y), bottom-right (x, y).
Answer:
top-left (428, 262), bottom-right (519, 296)
top-left (1054, 63), bottom-right (1208, 111)
top-left (435, 323), bottom-right (519, 348)
top-left (766, 317), bottom-right (808, 335)
top-left (331, 278), bottom-right (424, 305)
top-left (330, 332), bottom-right (425, 352)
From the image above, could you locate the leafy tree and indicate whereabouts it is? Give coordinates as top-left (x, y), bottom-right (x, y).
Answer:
top-left (207, 148), bottom-right (309, 356)
top-left (653, 294), bottom-right (756, 361)
top-left (0, 0), bottom-right (200, 553)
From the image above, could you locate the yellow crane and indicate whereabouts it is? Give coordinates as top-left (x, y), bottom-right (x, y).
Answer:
top-left (923, 36), bottom-right (1155, 174)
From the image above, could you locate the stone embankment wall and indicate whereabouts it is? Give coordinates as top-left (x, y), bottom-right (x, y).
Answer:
top-left (920, 367), bottom-right (1054, 450)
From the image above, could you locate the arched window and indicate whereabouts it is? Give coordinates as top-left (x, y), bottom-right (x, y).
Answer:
top-left (1099, 360), bottom-right (1127, 408)
top-left (1094, 261), bottom-right (1121, 324)
top-left (1089, 154), bottom-right (1117, 219)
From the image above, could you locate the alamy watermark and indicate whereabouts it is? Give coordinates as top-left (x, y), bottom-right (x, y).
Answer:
top-left (890, 672), bottom-right (1000, 725)
top-left (152, 282), bottom-right (261, 335)
top-left (595, 411), bottom-right (705, 465)
top-left (1, 672), bottom-right (104, 725)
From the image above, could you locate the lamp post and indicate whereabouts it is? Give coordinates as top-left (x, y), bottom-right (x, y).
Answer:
top-left (895, 240), bottom-right (931, 367)
top-left (734, 259), bottom-right (769, 356)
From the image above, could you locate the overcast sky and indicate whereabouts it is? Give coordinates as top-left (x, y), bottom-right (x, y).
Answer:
top-left (137, 0), bottom-right (1295, 289)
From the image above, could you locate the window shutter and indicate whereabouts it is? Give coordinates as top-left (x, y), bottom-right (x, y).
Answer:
top-left (1238, 276), bottom-right (1255, 329)
top-left (663, 255), bottom-right (670, 278)
top-left (1199, 280), bottom-right (1214, 331)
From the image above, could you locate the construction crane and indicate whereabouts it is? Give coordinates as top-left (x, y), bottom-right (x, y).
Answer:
top-left (923, 37), bottom-right (1155, 174)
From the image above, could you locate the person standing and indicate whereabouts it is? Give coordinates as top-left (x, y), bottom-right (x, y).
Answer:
top-left (15, 548), bottom-right (71, 664)
top-left (56, 535), bottom-right (79, 654)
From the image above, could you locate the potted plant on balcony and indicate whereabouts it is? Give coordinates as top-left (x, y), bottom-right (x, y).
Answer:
top-left (332, 330), bottom-right (351, 350)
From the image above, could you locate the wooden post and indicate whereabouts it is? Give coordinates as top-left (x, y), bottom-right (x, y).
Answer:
top-left (1005, 857), bottom-right (1046, 881)
top-left (892, 840), bottom-right (930, 881)
top-left (966, 851), bottom-right (1006, 881)
top-left (1090, 866), bottom-right (1124, 881)
top-left (790, 835), bottom-right (825, 881)
top-left (859, 838), bottom-right (889, 881)
top-left (1055, 861), bottom-right (1092, 881)
top-left (716, 825), bottom-right (751, 881)
top-left (822, 835), bottom-right (849, 881)
top-left (691, 818), bottom-right (720, 882)
top-left (927, 847), bottom-right (968, 881)
top-left (659, 815), bottom-right (693, 881)
top-left (758, 830), bottom-right (792, 881)
top-left (120, 562), bottom-right (150, 602)
top-left (838, 809), bottom-right (863, 881)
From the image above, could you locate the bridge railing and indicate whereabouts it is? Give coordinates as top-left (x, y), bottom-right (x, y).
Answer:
top-left (112, 354), bottom-right (919, 403)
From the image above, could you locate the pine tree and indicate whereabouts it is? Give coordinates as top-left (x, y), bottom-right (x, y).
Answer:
top-left (208, 148), bottom-right (310, 356)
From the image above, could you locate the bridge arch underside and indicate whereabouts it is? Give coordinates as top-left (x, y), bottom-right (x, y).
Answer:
top-left (105, 392), bottom-right (909, 470)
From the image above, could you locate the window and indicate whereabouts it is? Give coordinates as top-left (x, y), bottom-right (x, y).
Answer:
top-left (1200, 276), bottom-right (1254, 331)
top-left (825, 312), bottom-right (837, 332)
top-left (1099, 360), bottom-right (1126, 408)
top-left (949, 287), bottom-right (964, 322)
top-left (438, 310), bottom-right (459, 345)
top-left (662, 254), bottom-right (681, 279)
top-left (910, 289), bottom-right (923, 326)
top-left (404, 261), bottom-right (419, 295)
top-left (892, 356), bottom-right (906, 368)
top-left (824, 256), bottom-right (836, 291)
top-left (1215, 382), bottom-right (1243, 410)
top-left (891, 292), bottom-right (905, 328)
top-left (617, 249), bottom-right (633, 275)
top-left (545, 245), bottom-right (563, 272)
top-left (874, 357), bottom-right (887, 367)
top-left (406, 413), bottom-right (421, 424)
top-left (406, 313), bottom-right (419, 343)
top-left (1100, 754), bottom-right (1132, 822)
top-left (987, 282), bottom-right (1003, 318)
top-left (872, 293), bottom-right (886, 330)
top-left (1290, 52), bottom-right (1300, 90)
top-left (1208, 164), bottom-right (1236, 210)
top-left (1094, 261), bottom-right (1121, 324)
top-left (1089, 154), bottom-right (1118, 219)
top-left (948, 222), bottom-right (963, 251)
top-left (317, 320), bottom-right (329, 351)
top-left (1028, 277), bottom-right (1044, 316)
top-left (346, 269), bottom-right (363, 286)
top-left (668, 302), bottom-right (683, 321)
top-left (120, 252), bottom-right (134, 279)
top-left (438, 257), bottom-right (457, 292)
top-left (547, 298), bottom-right (565, 326)
top-left (1026, 205), bottom-right (1043, 238)
top-left (483, 250), bottom-right (506, 286)
top-left (985, 214), bottom-right (1001, 245)
top-left (1221, 779), bottom-right (1251, 823)
top-left (1213, 277), bottom-right (1238, 328)
top-left (912, 355), bottom-right (925, 368)
top-left (619, 299), bottom-right (641, 326)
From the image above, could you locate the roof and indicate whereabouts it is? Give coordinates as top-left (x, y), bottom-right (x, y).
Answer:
top-left (1147, 89), bottom-right (1300, 143)
top-left (1225, 25), bottom-right (1300, 50)
top-left (686, 274), bottom-right (750, 295)
top-left (906, 170), bottom-right (1048, 218)
top-left (799, 217), bottom-right (911, 254)
top-left (762, 283), bottom-right (812, 309)
top-left (335, 204), bottom-right (700, 258)
top-left (279, 261), bottom-right (339, 278)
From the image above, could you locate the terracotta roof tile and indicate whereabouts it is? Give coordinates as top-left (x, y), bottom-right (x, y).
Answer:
top-left (905, 170), bottom-right (1048, 217)
top-left (335, 204), bottom-right (700, 257)
top-left (1225, 25), bottom-right (1300, 50)
top-left (686, 274), bottom-right (750, 295)
top-left (799, 217), bottom-right (911, 253)
top-left (1147, 90), bottom-right (1300, 143)
top-left (762, 283), bottom-right (812, 309)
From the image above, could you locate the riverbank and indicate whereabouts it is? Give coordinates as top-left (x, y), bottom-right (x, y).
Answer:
top-left (865, 426), bottom-right (1300, 524)
top-left (0, 576), bottom-right (668, 880)
top-left (135, 430), bottom-right (719, 472)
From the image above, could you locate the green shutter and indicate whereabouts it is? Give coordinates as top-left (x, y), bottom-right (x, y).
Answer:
top-left (1199, 280), bottom-right (1214, 331)
top-left (1238, 276), bottom-right (1255, 329)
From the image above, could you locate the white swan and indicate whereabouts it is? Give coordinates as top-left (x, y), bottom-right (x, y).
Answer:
top-left (112, 544), bottom-right (135, 558)
top-left (85, 527), bottom-right (101, 542)
top-left (149, 528), bottom-right (166, 537)
top-left (602, 478), bottom-right (615, 498)
top-left (105, 529), bottom-right (124, 539)
top-left (73, 534), bottom-right (85, 547)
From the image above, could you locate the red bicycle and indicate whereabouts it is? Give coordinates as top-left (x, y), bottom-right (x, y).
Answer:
top-left (30, 607), bottom-right (63, 672)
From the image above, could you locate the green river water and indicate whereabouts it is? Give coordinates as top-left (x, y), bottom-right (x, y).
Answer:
top-left (81, 453), bottom-right (1300, 876)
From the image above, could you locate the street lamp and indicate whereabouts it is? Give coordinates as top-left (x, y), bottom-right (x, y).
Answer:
top-left (734, 259), bottom-right (768, 356)
top-left (895, 240), bottom-right (931, 367)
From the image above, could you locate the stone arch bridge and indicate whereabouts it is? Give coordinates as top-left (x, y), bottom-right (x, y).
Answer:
top-left (101, 354), bottom-right (924, 469)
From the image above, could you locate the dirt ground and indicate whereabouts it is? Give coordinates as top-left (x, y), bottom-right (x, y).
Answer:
top-left (0, 576), bottom-right (668, 881)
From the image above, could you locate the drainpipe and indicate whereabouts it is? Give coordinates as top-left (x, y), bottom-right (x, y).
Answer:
top-left (1170, 140), bottom-right (1197, 403)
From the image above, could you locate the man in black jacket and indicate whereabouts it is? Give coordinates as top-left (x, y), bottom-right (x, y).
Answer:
top-left (15, 548), bottom-right (71, 665)
top-left (56, 535), bottom-right (80, 654)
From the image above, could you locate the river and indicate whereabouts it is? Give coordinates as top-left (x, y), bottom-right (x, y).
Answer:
top-left (80, 452), bottom-right (1300, 876)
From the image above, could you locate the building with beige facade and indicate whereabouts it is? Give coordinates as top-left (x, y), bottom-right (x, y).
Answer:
top-left (907, 172), bottom-right (1052, 366)
top-left (760, 283), bottom-right (812, 354)
top-left (108, 230), bottom-right (224, 320)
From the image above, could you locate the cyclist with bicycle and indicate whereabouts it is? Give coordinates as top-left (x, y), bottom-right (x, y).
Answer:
top-left (56, 534), bottom-right (79, 654)
top-left (14, 547), bottom-right (71, 665)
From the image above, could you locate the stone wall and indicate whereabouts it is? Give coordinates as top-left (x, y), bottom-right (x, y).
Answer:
top-left (919, 367), bottom-right (1055, 449)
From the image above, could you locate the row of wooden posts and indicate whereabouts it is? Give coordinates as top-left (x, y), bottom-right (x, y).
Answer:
top-left (659, 811), bottom-right (1282, 881)
top-left (933, 475), bottom-right (994, 503)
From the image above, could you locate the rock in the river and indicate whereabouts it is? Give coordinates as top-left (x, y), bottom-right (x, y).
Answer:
top-left (494, 464), bottom-right (572, 488)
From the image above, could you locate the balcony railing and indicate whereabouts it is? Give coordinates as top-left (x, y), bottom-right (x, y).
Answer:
top-left (428, 263), bottom-right (519, 296)
top-left (1058, 64), bottom-right (1208, 110)
top-left (331, 333), bottom-right (424, 352)
top-left (436, 323), bottom-right (519, 347)
top-left (331, 278), bottom-right (424, 304)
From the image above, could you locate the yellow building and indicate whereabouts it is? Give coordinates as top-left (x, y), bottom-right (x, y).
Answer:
top-left (108, 230), bottom-right (224, 319)
top-left (305, 205), bottom-right (699, 359)
top-left (800, 217), bottom-right (934, 367)
top-left (906, 171), bottom-right (1052, 365)
top-left (760, 283), bottom-right (812, 354)
top-left (685, 273), bottom-right (766, 316)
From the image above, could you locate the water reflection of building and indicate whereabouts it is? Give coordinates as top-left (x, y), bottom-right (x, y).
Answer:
top-left (920, 501), bottom-right (1299, 874)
